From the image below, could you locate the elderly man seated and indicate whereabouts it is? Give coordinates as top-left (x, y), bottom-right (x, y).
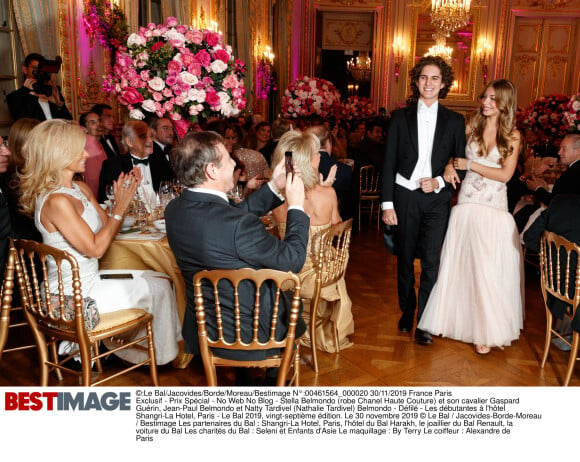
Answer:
top-left (97, 120), bottom-right (174, 203)
top-left (165, 131), bottom-right (309, 385)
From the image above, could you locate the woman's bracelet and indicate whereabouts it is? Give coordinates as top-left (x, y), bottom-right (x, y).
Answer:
top-left (110, 213), bottom-right (123, 222)
top-left (467, 160), bottom-right (473, 171)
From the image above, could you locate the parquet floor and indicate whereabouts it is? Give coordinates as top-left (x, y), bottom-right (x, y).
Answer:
top-left (1, 227), bottom-right (578, 387)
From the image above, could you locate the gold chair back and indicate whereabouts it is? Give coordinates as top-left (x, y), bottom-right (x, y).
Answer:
top-left (12, 239), bottom-right (159, 386)
top-left (539, 231), bottom-right (580, 386)
top-left (193, 268), bottom-right (302, 386)
top-left (358, 165), bottom-right (381, 231)
top-left (308, 219), bottom-right (353, 372)
top-left (0, 246), bottom-right (37, 361)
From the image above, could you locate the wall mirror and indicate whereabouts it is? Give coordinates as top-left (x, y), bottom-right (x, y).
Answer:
top-left (411, 6), bottom-right (479, 102)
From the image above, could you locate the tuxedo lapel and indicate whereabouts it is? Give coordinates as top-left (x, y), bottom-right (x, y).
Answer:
top-left (404, 105), bottom-right (419, 156)
top-left (432, 105), bottom-right (449, 160)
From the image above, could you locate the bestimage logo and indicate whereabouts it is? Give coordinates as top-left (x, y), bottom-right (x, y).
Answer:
top-left (3, 391), bottom-right (131, 411)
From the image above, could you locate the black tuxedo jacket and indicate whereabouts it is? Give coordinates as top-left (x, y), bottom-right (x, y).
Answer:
top-left (6, 86), bottom-right (72, 121)
top-left (318, 150), bottom-right (353, 200)
top-left (100, 134), bottom-right (122, 159)
top-left (523, 194), bottom-right (580, 332)
top-left (165, 186), bottom-right (309, 358)
top-left (381, 103), bottom-right (465, 202)
top-left (97, 151), bottom-right (175, 203)
top-left (534, 161), bottom-right (580, 206)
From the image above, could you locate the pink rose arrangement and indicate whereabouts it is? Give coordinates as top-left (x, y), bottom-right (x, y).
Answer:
top-left (340, 96), bottom-right (376, 120)
top-left (105, 17), bottom-right (246, 127)
top-left (563, 92), bottom-right (580, 134)
top-left (281, 76), bottom-right (341, 118)
top-left (256, 59), bottom-right (277, 100)
top-left (522, 94), bottom-right (570, 142)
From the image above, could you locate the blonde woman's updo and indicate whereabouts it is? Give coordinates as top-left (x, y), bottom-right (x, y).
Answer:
top-left (271, 130), bottom-right (320, 191)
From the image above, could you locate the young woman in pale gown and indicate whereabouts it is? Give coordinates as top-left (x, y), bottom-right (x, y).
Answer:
top-left (418, 79), bottom-right (523, 354)
top-left (19, 119), bottom-right (181, 365)
top-left (271, 130), bottom-right (354, 352)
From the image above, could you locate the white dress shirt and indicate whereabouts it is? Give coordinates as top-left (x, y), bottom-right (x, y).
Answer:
top-left (383, 99), bottom-right (444, 210)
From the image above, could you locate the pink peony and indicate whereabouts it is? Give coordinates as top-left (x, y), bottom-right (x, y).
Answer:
top-left (214, 49), bottom-right (230, 63)
top-left (204, 31), bottom-right (220, 47)
top-left (194, 50), bottom-right (211, 67)
top-left (121, 88), bottom-right (144, 105)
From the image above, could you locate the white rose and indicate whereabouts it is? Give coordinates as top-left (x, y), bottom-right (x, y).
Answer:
top-left (163, 29), bottom-right (186, 44)
top-left (127, 33), bottom-right (146, 47)
top-left (148, 77), bottom-right (166, 92)
top-left (180, 71), bottom-right (198, 86)
top-left (220, 101), bottom-right (235, 117)
top-left (141, 99), bottom-right (156, 112)
top-left (218, 91), bottom-right (230, 104)
top-left (210, 60), bottom-right (228, 74)
top-left (187, 88), bottom-right (206, 103)
top-left (130, 109), bottom-right (145, 120)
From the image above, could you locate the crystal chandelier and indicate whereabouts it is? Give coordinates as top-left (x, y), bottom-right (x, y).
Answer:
top-left (426, 36), bottom-right (453, 64)
top-left (431, 0), bottom-right (471, 36)
top-left (347, 51), bottom-right (372, 82)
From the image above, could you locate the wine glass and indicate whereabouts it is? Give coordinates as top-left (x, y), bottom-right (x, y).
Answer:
top-left (135, 199), bottom-right (150, 234)
top-left (172, 178), bottom-right (183, 195)
top-left (159, 181), bottom-right (174, 207)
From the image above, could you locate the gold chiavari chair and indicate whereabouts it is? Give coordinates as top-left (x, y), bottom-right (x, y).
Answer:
top-left (13, 239), bottom-right (159, 386)
top-left (539, 231), bottom-right (580, 386)
top-left (308, 219), bottom-right (353, 373)
top-left (193, 268), bottom-right (302, 386)
top-left (358, 165), bottom-right (381, 231)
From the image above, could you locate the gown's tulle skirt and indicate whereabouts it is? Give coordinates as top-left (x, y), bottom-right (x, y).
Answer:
top-left (418, 202), bottom-right (524, 347)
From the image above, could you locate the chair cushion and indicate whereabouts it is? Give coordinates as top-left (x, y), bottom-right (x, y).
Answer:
top-left (91, 308), bottom-right (148, 333)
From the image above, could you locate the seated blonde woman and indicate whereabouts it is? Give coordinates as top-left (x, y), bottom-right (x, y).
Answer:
top-left (19, 119), bottom-right (181, 365)
top-left (271, 130), bottom-right (354, 353)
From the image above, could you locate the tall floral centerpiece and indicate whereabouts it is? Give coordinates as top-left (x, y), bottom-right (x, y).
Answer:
top-left (522, 94), bottom-right (570, 142)
top-left (340, 96), bottom-right (376, 120)
top-left (83, 0), bottom-right (128, 62)
top-left (563, 92), bottom-right (580, 134)
top-left (105, 17), bottom-right (246, 137)
top-left (281, 76), bottom-right (341, 118)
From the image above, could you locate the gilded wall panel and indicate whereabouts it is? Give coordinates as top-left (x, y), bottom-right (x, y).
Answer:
top-left (546, 23), bottom-right (572, 53)
top-left (514, 23), bottom-right (541, 53)
top-left (511, 55), bottom-right (538, 105)
top-left (321, 12), bottom-right (373, 50)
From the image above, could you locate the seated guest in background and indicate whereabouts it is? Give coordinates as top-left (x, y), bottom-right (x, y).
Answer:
top-left (7, 53), bottom-right (73, 122)
top-left (0, 118), bottom-right (41, 242)
top-left (271, 130), bottom-right (354, 352)
top-left (91, 103), bottom-right (122, 159)
top-left (165, 131), bottom-right (309, 384)
top-left (98, 120), bottom-right (174, 203)
top-left (246, 121), bottom-right (271, 152)
top-left (19, 119), bottom-right (181, 364)
top-left (233, 126), bottom-right (271, 184)
top-left (523, 193), bottom-right (580, 344)
top-left (79, 111), bottom-right (107, 198)
top-left (260, 117), bottom-right (293, 165)
top-left (307, 124), bottom-right (354, 219)
top-left (148, 116), bottom-right (175, 162)
top-left (525, 134), bottom-right (580, 207)
top-left (354, 118), bottom-right (385, 171)
top-left (0, 138), bottom-right (11, 275)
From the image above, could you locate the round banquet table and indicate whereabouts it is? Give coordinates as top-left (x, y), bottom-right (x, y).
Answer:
top-left (99, 236), bottom-right (187, 323)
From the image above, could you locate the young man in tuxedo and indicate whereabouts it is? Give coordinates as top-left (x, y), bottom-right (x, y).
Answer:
top-left (91, 104), bottom-right (122, 159)
top-left (6, 53), bottom-right (72, 122)
top-left (381, 55), bottom-right (466, 345)
top-left (97, 120), bottom-right (174, 203)
top-left (165, 131), bottom-right (309, 384)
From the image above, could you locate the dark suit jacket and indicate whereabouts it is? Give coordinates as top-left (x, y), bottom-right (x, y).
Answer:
top-left (100, 134), bottom-right (122, 159)
top-left (534, 161), bottom-right (580, 206)
top-left (97, 151), bottom-right (175, 203)
top-left (523, 194), bottom-right (580, 332)
top-left (319, 150), bottom-right (354, 219)
top-left (0, 190), bottom-right (11, 278)
top-left (381, 103), bottom-right (466, 203)
top-left (165, 186), bottom-right (310, 358)
top-left (6, 86), bottom-right (72, 121)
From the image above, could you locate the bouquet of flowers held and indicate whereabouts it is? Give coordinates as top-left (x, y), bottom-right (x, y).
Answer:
top-left (341, 96), bottom-right (376, 120)
top-left (105, 17), bottom-right (246, 133)
top-left (281, 76), bottom-right (341, 118)
top-left (563, 92), bottom-right (580, 134)
top-left (522, 94), bottom-right (570, 141)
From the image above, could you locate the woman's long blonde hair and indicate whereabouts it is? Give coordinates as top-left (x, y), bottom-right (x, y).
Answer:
top-left (469, 79), bottom-right (518, 164)
top-left (271, 130), bottom-right (320, 190)
top-left (19, 119), bottom-right (87, 215)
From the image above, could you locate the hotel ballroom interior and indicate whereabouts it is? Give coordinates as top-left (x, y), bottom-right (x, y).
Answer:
top-left (0, 0), bottom-right (579, 387)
